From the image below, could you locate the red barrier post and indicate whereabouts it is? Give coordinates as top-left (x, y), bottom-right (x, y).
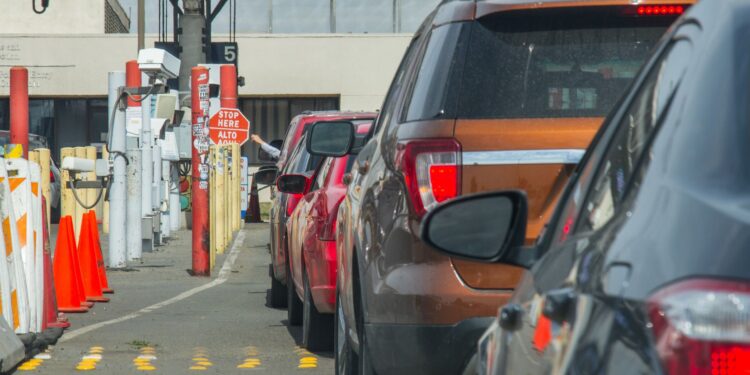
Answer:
top-left (9, 67), bottom-right (29, 158)
top-left (191, 67), bottom-right (211, 276)
top-left (220, 65), bottom-right (238, 109)
top-left (125, 60), bottom-right (141, 108)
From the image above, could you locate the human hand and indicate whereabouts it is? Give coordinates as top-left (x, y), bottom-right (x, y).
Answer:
top-left (251, 134), bottom-right (263, 144)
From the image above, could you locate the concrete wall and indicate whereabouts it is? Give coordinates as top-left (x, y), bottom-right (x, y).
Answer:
top-left (0, 33), bottom-right (411, 111)
top-left (0, 0), bottom-right (106, 34)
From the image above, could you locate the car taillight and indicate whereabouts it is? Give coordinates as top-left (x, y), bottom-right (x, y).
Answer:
top-left (395, 139), bottom-right (461, 217)
top-left (637, 4), bottom-right (685, 16)
top-left (648, 279), bottom-right (750, 375)
top-left (49, 171), bottom-right (55, 183)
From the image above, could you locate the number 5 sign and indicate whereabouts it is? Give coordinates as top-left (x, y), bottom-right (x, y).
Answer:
top-left (211, 42), bottom-right (238, 66)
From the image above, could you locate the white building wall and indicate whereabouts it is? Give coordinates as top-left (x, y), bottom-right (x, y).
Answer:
top-left (0, 34), bottom-right (411, 111)
top-left (0, 0), bottom-right (106, 34)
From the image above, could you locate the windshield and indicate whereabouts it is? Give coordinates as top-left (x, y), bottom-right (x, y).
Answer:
top-left (405, 7), bottom-right (676, 121)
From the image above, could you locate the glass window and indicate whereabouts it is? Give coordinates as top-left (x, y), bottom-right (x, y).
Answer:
top-left (272, 0), bottom-right (331, 33)
top-left (398, 0), bottom-right (440, 33)
top-left (405, 8), bottom-right (677, 121)
top-left (335, 0), bottom-right (393, 33)
top-left (577, 39), bottom-right (692, 233)
top-left (405, 23), bottom-right (466, 122)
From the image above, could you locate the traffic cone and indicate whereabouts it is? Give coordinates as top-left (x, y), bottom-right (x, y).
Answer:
top-left (87, 211), bottom-right (112, 294)
top-left (52, 217), bottom-right (88, 313)
top-left (247, 178), bottom-right (262, 223)
top-left (77, 213), bottom-right (108, 303)
top-left (65, 216), bottom-right (94, 309)
top-left (41, 198), bottom-right (69, 329)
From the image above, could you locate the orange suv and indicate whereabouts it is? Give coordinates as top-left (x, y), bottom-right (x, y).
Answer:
top-left (306, 1), bottom-right (694, 374)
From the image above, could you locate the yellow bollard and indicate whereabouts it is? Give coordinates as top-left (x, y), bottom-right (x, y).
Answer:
top-left (37, 148), bottom-right (51, 229)
top-left (232, 143), bottom-right (241, 232)
top-left (209, 146), bottom-right (217, 266)
top-left (102, 148), bottom-right (109, 234)
top-left (73, 147), bottom-right (87, 239)
top-left (216, 147), bottom-right (226, 254)
top-left (60, 147), bottom-right (75, 222)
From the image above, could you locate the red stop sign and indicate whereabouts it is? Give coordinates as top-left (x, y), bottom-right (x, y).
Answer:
top-left (208, 108), bottom-right (251, 145)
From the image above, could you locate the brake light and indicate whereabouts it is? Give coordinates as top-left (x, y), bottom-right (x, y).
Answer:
top-left (637, 5), bottom-right (685, 16)
top-left (648, 279), bottom-right (750, 375)
top-left (49, 171), bottom-right (55, 183)
top-left (395, 139), bottom-right (461, 217)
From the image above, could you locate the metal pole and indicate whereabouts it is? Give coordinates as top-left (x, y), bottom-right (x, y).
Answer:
top-left (191, 66), bottom-right (210, 276)
top-left (141, 73), bottom-right (153, 219)
top-left (9, 67), bottom-right (29, 158)
top-left (219, 65), bottom-right (237, 108)
top-left (138, 0), bottom-right (145, 51)
top-left (108, 71), bottom-right (127, 268)
top-left (178, 3), bottom-right (207, 92)
top-left (169, 164), bottom-right (180, 231)
top-left (125, 60), bottom-right (143, 261)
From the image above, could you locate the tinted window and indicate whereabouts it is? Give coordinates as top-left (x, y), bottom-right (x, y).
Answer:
top-left (406, 7), bottom-right (676, 121)
top-left (577, 39), bottom-right (692, 233)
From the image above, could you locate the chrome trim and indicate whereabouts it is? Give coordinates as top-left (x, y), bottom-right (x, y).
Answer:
top-left (463, 149), bottom-right (586, 166)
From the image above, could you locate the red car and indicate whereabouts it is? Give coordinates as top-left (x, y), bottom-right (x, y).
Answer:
top-left (266, 112), bottom-right (377, 310)
top-left (279, 121), bottom-right (372, 350)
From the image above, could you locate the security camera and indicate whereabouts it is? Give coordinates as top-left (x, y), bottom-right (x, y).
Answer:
top-left (137, 48), bottom-right (180, 82)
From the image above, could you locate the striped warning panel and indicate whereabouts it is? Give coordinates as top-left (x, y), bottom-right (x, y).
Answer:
top-left (0, 158), bottom-right (30, 334)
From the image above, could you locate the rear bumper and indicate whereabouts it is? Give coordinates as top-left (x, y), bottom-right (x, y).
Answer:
top-left (365, 317), bottom-right (493, 375)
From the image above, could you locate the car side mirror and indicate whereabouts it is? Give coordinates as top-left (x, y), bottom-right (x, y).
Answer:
top-left (306, 121), bottom-right (354, 157)
top-left (421, 191), bottom-right (528, 264)
top-left (276, 174), bottom-right (311, 195)
top-left (258, 139), bottom-right (283, 162)
top-left (253, 166), bottom-right (278, 186)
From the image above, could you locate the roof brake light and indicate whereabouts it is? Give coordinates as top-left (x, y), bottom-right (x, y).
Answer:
top-left (636, 5), bottom-right (685, 16)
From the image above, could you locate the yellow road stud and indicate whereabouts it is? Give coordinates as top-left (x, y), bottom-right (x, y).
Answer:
top-left (195, 361), bottom-right (213, 366)
top-left (189, 365), bottom-right (207, 370)
top-left (136, 365), bottom-right (156, 371)
top-left (76, 363), bottom-right (96, 371)
top-left (192, 357), bottom-right (208, 362)
top-left (298, 364), bottom-right (317, 369)
top-left (300, 357), bottom-right (318, 363)
top-left (237, 363), bottom-right (258, 369)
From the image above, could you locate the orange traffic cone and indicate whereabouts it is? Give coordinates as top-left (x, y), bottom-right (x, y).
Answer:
top-left (53, 217), bottom-right (88, 313)
top-left (41, 198), bottom-right (69, 329)
top-left (87, 211), bottom-right (112, 294)
top-left (64, 216), bottom-right (94, 309)
top-left (77, 213), bottom-right (109, 303)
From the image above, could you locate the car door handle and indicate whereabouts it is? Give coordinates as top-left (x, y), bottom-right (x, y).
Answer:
top-left (542, 288), bottom-right (576, 324)
top-left (499, 303), bottom-right (524, 332)
top-left (358, 160), bottom-right (370, 175)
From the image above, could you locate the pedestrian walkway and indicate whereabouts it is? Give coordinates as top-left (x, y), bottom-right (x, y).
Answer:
top-left (16, 224), bottom-right (332, 374)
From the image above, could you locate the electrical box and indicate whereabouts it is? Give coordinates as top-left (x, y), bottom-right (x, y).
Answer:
top-left (177, 123), bottom-right (192, 160)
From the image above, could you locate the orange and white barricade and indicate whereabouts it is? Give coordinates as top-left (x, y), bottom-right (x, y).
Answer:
top-left (0, 158), bottom-right (30, 334)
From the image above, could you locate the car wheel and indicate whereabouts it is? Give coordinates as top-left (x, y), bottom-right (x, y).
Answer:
top-left (302, 270), bottom-right (334, 351)
top-left (335, 291), bottom-right (357, 375)
top-left (267, 264), bottom-right (287, 308)
top-left (287, 261), bottom-right (303, 326)
top-left (353, 260), bottom-right (376, 375)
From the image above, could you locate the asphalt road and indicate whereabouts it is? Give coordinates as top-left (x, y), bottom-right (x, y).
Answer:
top-left (17, 223), bottom-right (333, 374)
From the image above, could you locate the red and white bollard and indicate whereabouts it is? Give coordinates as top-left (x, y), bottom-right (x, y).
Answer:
top-left (191, 67), bottom-right (211, 276)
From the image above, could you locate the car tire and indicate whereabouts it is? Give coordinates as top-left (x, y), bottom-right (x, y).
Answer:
top-left (353, 256), bottom-right (376, 375)
top-left (267, 264), bottom-right (287, 308)
top-left (287, 261), bottom-right (303, 326)
top-left (302, 270), bottom-right (334, 351)
top-left (335, 291), bottom-right (357, 375)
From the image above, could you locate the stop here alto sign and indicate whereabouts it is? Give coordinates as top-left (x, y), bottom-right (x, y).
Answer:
top-left (208, 108), bottom-right (251, 145)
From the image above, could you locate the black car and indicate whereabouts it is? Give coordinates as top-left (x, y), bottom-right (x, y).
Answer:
top-left (420, 1), bottom-right (750, 374)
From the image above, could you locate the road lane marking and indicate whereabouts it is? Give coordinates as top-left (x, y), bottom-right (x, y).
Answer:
top-left (134, 347), bottom-right (157, 371)
top-left (75, 347), bottom-right (103, 371)
top-left (190, 347), bottom-right (213, 370)
top-left (237, 346), bottom-right (262, 369)
top-left (294, 346), bottom-right (319, 369)
top-left (60, 230), bottom-right (247, 343)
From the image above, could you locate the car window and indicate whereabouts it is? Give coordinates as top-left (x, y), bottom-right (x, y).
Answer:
top-left (576, 39), bottom-right (693, 233)
top-left (405, 7), bottom-right (677, 121)
top-left (371, 32), bottom-right (425, 135)
top-left (279, 116), bottom-right (301, 165)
